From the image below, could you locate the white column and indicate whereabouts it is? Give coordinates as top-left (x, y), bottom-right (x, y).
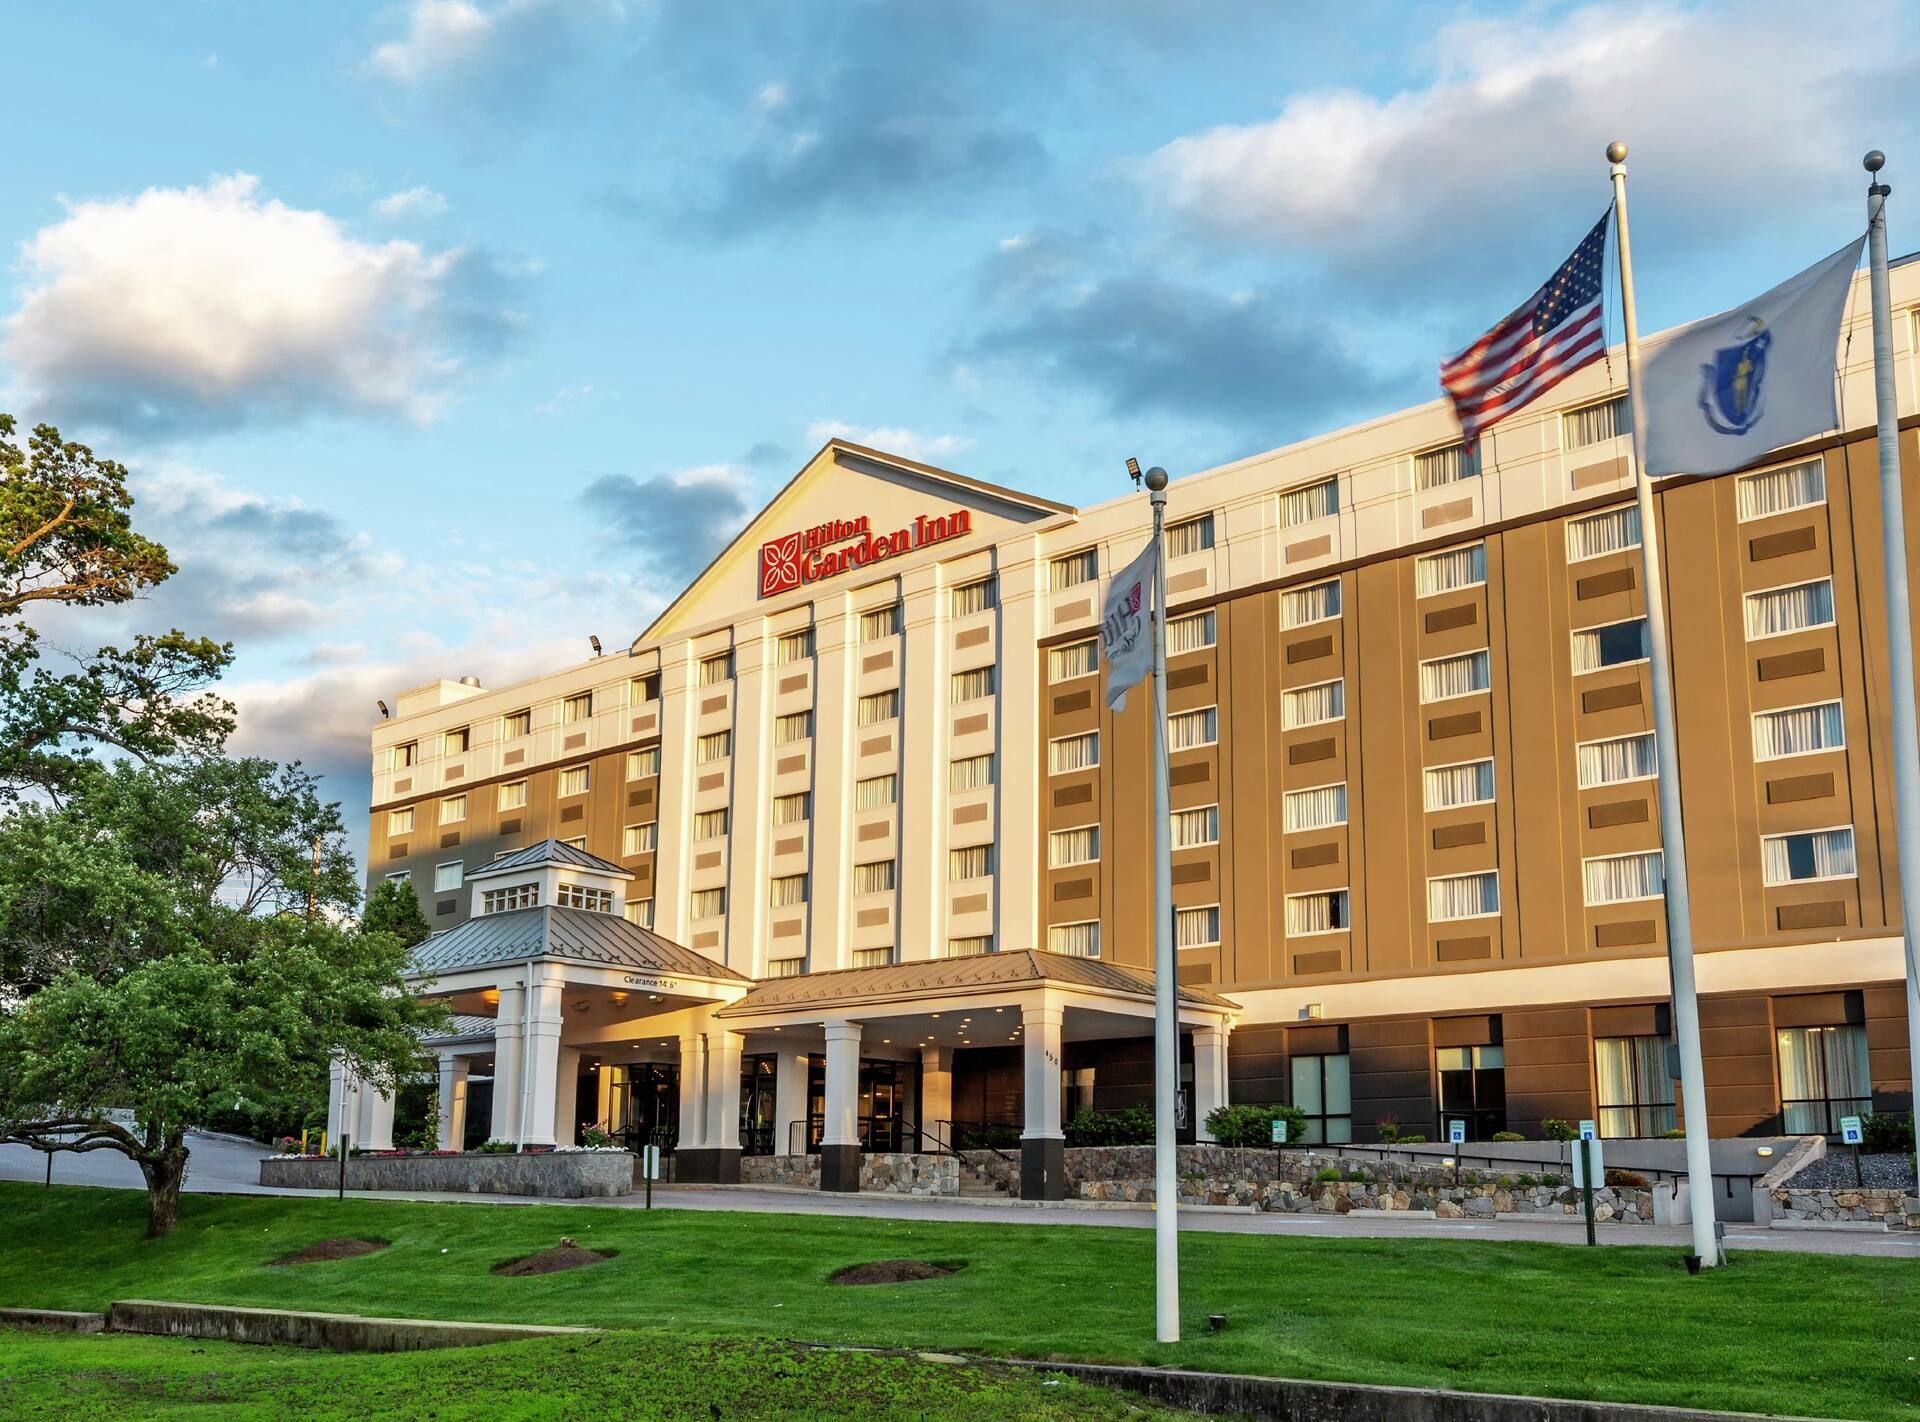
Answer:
top-left (896, 573), bottom-right (946, 961)
top-left (326, 1056), bottom-right (351, 1149)
top-left (707, 1029), bottom-right (745, 1151)
top-left (553, 1047), bottom-right (582, 1148)
top-left (518, 976), bottom-right (566, 1147)
top-left (490, 982), bottom-right (525, 1145)
top-left (677, 1029), bottom-right (708, 1149)
top-left (595, 1060), bottom-right (614, 1132)
top-left (821, 1021), bottom-right (863, 1147)
top-left (920, 1046), bottom-right (954, 1152)
top-left (357, 1084), bottom-right (395, 1152)
top-left (437, 1054), bottom-right (470, 1152)
top-left (1021, 1005), bottom-right (1064, 1143)
top-left (774, 1045), bottom-right (810, 1156)
top-left (726, 628), bottom-right (775, 976)
top-left (1192, 1024), bottom-right (1230, 1142)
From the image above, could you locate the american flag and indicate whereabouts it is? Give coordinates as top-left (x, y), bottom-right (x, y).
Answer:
top-left (1441, 212), bottom-right (1611, 444)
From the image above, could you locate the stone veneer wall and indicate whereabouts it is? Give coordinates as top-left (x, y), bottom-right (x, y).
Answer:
top-left (736, 1152), bottom-right (959, 1195)
top-left (740, 1154), bottom-right (818, 1187)
top-left (1769, 1187), bottom-right (1919, 1229)
top-left (260, 1150), bottom-right (634, 1198)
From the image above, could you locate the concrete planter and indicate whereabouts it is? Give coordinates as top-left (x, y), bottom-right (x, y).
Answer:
top-left (259, 1150), bottom-right (634, 1198)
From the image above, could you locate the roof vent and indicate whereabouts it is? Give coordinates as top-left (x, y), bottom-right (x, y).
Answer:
top-left (459, 676), bottom-right (482, 688)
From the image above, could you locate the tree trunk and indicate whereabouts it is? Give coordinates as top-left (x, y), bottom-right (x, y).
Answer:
top-left (139, 1139), bottom-right (189, 1238)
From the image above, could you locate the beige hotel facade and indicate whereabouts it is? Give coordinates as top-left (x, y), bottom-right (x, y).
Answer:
top-left (351, 256), bottom-right (1920, 1194)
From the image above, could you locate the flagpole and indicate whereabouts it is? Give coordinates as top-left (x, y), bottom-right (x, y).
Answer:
top-left (1144, 464), bottom-right (1180, 1343)
top-left (1607, 141), bottom-right (1721, 1268)
top-left (1862, 150), bottom-right (1920, 1185)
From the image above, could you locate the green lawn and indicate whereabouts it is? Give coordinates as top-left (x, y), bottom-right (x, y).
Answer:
top-left (0, 1183), bottom-right (1914, 1421)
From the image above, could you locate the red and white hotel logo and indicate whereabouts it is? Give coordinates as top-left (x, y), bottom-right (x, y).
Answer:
top-left (758, 508), bottom-right (973, 598)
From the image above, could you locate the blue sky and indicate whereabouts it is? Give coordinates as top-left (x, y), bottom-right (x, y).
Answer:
top-left (4, 0), bottom-right (1914, 860)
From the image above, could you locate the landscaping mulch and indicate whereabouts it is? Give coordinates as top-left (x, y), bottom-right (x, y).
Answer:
top-left (1783, 1151), bottom-right (1917, 1191)
top-left (829, 1259), bottom-right (961, 1286)
top-left (491, 1238), bottom-right (615, 1277)
top-left (267, 1238), bottom-right (389, 1267)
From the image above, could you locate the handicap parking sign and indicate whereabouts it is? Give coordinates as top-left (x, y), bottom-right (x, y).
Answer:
top-left (1839, 1116), bottom-right (1863, 1146)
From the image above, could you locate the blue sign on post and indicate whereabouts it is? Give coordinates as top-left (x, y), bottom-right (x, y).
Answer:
top-left (1448, 1119), bottom-right (1466, 1146)
top-left (1578, 1119), bottom-right (1597, 1143)
top-left (1839, 1116), bottom-right (1864, 1146)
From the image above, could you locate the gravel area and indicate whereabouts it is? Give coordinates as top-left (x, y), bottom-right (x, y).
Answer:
top-left (1784, 1151), bottom-right (1917, 1191)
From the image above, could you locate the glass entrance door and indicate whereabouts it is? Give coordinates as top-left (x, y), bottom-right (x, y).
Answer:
top-left (805, 1056), bottom-right (908, 1151)
top-left (608, 1062), bottom-right (679, 1153)
top-left (740, 1054), bottom-right (777, 1155)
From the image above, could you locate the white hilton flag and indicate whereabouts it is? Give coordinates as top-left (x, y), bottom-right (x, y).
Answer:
top-left (1100, 541), bottom-right (1157, 712)
top-left (1639, 237), bottom-right (1865, 478)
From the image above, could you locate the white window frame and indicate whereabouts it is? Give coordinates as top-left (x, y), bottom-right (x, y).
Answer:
top-left (1048, 639), bottom-right (1098, 683)
top-left (1048, 825), bottom-right (1101, 867)
top-left (1285, 889), bottom-right (1350, 937)
top-left (1743, 576), bottom-right (1836, 642)
top-left (623, 822), bottom-right (658, 855)
top-left (1427, 870), bottom-right (1501, 922)
top-left (1415, 542), bottom-right (1487, 598)
top-left (860, 605), bottom-right (901, 641)
top-left (1418, 648), bottom-right (1491, 704)
top-left (1751, 699), bottom-right (1847, 762)
top-left (1047, 921), bottom-right (1101, 958)
top-left (1565, 505), bottom-right (1642, 563)
top-left (1283, 678), bottom-right (1345, 729)
top-left (949, 753), bottom-right (995, 792)
top-left (1576, 732), bottom-right (1658, 789)
top-left (1423, 758), bottom-right (1496, 812)
top-left (951, 577), bottom-right (997, 617)
top-left (1167, 706), bottom-right (1217, 751)
top-left (1166, 513), bottom-right (1216, 558)
top-left (773, 710), bottom-right (814, 746)
top-left (1736, 458), bottom-right (1827, 523)
top-left (1049, 732), bottom-right (1099, 775)
top-left (1166, 610), bottom-right (1217, 655)
top-left (772, 792), bottom-right (811, 826)
top-left (855, 774), bottom-right (897, 811)
top-left (1414, 440), bottom-right (1480, 490)
top-left (439, 794), bottom-right (467, 825)
top-left (856, 690), bottom-right (900, 727)
top-left (948, 844), bottom-right (995, 881)
top-left (853, 859), bottom-right (897, 895)
top-left (501, 709), bottom-right (531, 739)
top-left (696, 730), bottom-right (732, 763)
top-left (562, 692), bottom-right (593, 724)
top-left (1170, 804), bottom-right (1220, 849)
top-left (433, 861), bottom-right (464, 894)
top-left (388, 807), bottom-right (414, 835)
top-left (1760, 825), bottom-right (1859, 886)
top-left (1281, 578), bottom-right (1341, 629)
top-left (1049, 548), bottom-right (1098, 590)
top-left (1283, 782), bottom-right (1347, 832)
top-left (950, 666), bottom-right (996, 704)
top-left (498, 780), bottom-right (529, 812)
top-left (769, 873), bottom-right (808, 908)
top-left (689, 887), bottom-right (727, 920)
top-left (559, 766), bottom-right (590, 796)
top-left (774, 629), bottom-right (814, 665)
top-left (694, 808), bottom-right (729, 840)
top-left (1175, 904), bottom-right (1223, 948)
top-left (698, 652), bottom-right (734, 686)
top-left (1582, 851), bottom-right (1665, 906)
top-left (626, 747), bottom-right (660, 780)
top-left (1562, 393), bottom-right (1631, 451)
top-left (1571, 616), bottom-right (1649, 675)
top-left (1279, 477), bottom-right (1339, 528)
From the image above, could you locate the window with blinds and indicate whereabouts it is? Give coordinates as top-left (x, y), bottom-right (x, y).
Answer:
top-left (1050, 548), bottom-right (1098, 589)
top-left (1167, 610), bottom-right (1216, 654)
top-left (1415, 441), bottom-right (1479, 489)
top-left (1286, 890), bottom-right (1349, 935)
top-left (1175, 904), bottom-right (1222, 947)
top-left (1738, 458), bottom-right (1826, 521)
top-left (950, 754), bottom-right (995, 792)
top-left (1168, 706), bottom-right (1217, 751)
top-left (1283, 679), bottom-right (1344, 728)
top-left (698, 652), bottom-right (733, 686)
top-left (1283, 782), bottom-right (1347, 831)
top-left (856, 690), bottom-right (899, 726)
top-left (1584, 851), bottom-right (1664, 904)
top-left (772, 792), bottom-right (810, 825)
top-left (1419, 649), bottom-right (1490, 702)
top-left (1571, 618), bottom-right (1648, 672)
top-left (860, 604), bottom-right (900, 640)
top-left (1563, 394), bottom-right (1630, 450)
top-left (1744, 578), bottom-right (1835, 639)
top-left (949, 844), bottom-right (995, 880)
top-left (1049, 825), bottom-right (1100, 866)
top-left (482, 883), bottom-right (538, 914)
top-left (1049, 639), bottom-right (1098, 682)
top-left (1281, 579), bottom-right (1341, 627)
top-left (440, 794), bottom-right (467, 824)
top-left (559, 766), bottom-right (590, 795)
top-left (1048, 921), bottom-right (1100, 957)
top-left (694, 808), bottom-right (728, 840)
top-left (388, 806), bottom-right (415, 835)
top-left (773, 711), bottom-right (813, 745)
top-left (1166, 513), bottom-right (1216, 557)
top-left (852, 947), bottom-right (894, 968)
top-left (1049, 732), bottom-right (1098, 774)
top-left (696, 731), bottom-right (731, 763)
top-left (1578, 732), bottom-right (1657, 787)
top-left (853, 859), bottom-right (896, 895)
top-left (1424, 759), bottom-right (1495, 810)
top-left (626, 747), bottom-right (659, 779)
top-left (952, 577), bottom-right (997, 616)
top-left (765, 956), bottom-right (806, 978)
top-left (558, 883), bottom-right (615, 913)
top-left (623, 822), bottom-right (657, 855)
top-left (562, 691), bottom-right (593, 723)
top-left (444, 726), bottom-right (470, 755)
top-left (1170, 805), bottom-right (1220, 848)
top-left (498, 780), bottom-right (528, 811)
top-left (1428, 870), bottom-right (1500, 921)
top-left (775, 629), bottom-right (814, 664)
top-left (1566, 505), bottom-right (1641, 562)
top-left (945, 935), bottom-right (993, 958)
top-left (1280, 478), bottom-right (1339, 526)
top-left (950, 666), bottom-right (996, 703)
top-left (769, 873), bottom-right (808, 908)
top-left (1761, 827), bottom-right (1856, 885)
top-left (1753, 701), bottom-right (1845, 760)
top-left (855, 774), bottom-right (897, 810)
top-left (1415, 543), bottom-right (1486, 596)
top-left (624, 897), bottom-right (654, 928)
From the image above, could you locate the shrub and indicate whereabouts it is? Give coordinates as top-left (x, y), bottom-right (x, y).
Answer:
top-left (1395, 1134), bottom-right (1427, 1144)
top-left (1660, 1128), bottom-right (1687, 1140)
top-left (1605, 1168), bottom-right (1649, 1190)
top-left (579, 1123), bottom-right (615, 1150)
top-left (1516, 1172), bottom-right (1538, 1187)
top-left (1491, 1130), bottom-right (1524, 1142)
top-left (1541, 1119), bottom-right (1577, 1142)
top-left (1315, 1166), bottom-right (1341, 1182)
top-left (1375, 1113), bottom-right (1402, 1144)
top-left (473, 1139), bottom-right (516, 1155)
top-left (1861, 1111), bottom-right (1915, 1155)
top-left (1541, 1172), bottom-right (1565, 1187)
top-left (1205, 1103), bottom-right (1308, 1148)
top-left (1064, 1107), bottom-right (1156, 1147)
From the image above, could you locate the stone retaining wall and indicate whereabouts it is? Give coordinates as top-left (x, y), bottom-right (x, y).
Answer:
top-left (737, 1152), bottom-right (959, 1195)
top-left (259, 1150), bottom-right (634, 1198)
top-left (1769, 1186), bottom-right (1919, 1229)
top-left (740, 1153), bottom-right (817, 1188)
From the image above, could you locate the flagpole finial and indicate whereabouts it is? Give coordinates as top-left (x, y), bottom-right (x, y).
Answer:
top-left (1606, 140), bottom-right (1628, 165)
top-left (1144, 466), bottom-right (1168, 492)
top-left (1865, 150), bottom-right (1886, 174)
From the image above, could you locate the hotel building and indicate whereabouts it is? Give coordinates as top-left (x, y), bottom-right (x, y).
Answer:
top-left (345, 257), bottom-right (1920, 1194)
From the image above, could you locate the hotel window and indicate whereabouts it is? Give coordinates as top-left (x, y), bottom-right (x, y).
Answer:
top-left (698, 652), bottom-right (734, 686)
top-left (626, 746), bottom-right (660, 780)
top-left (562, 691), bottom-right (592, 723)
top-left (852, 947), bottom-right (894, 969)
top-left (433, 861), bottom-right (463, 894)
top-left (1563, 393), bottom-right (1630, 451)
top-left (1049, 921), bottom-right (1100, 958)
top-left (765, 956), bottom-right (806, 978)
top-left (1291, 1053), bottom-right (1352, 1144)
top-left (1286, 890), bottom-right (1349, 935)
top-left (559, 766), bottom-right (590, 796)
top-left (1584, 851), bottom-right (1664, 905)
top-left (440, 793), bottom-right (467, 824)
top-left (388, 807), bottom-right (414, 835)
top-left (1167, 610), bottom-right (1216, 654)
top-left (694, 808), bottom-right (728, 840)
top-left (1415, 440), bottom-right (1479, 490)
top-left (1415, 543), bottom-right (1486, 597)
top-left (444, 726), bottom-right (470, 755)
top-left (860, 604), bottom-right (900, 641)
top-left (1049, 639), bottom-right (1098, 682)
top-left (1419, 649), bottom-right (1490, 702)
top-left (772, 792), bottom-right (811, 826)
top-left (950, 753), bottom-right (995, 792)
top-left (1428, 870), bottom-right (1500, 921)
top-left (1049, 825), bottom-right (1100, 867)
top-left (561, 836), bottom-right (586, 850)
top-left (774, 710), bottom-right (813, 746)
top-left (857, 690), bottom-right (899, 726)
top-left (623, 897), bottom-right (654, 928)
top-left (769, 873), bottom-right (808, 908)
top-left (952, 577), bottom-right (997, 617)
top-left (690, 887), bottom-right (726, 920)
top-left (1282, 579), bottom-right (1341, 628)
top-left (1753, 701), bottom-right (1845, 761)
top-left (1168, 706), bottom-right (1217, 751)
top-left (696, 730), bottom-right (731, 763)
top-left (392, 741), bottom-right (418, 770)
top-left (1738, 458), bottom-right (1826, 521)
top-left (630, 674), bottom-right (660, 704)
top-left (950, 667), bottom-right (996, 703)
top-left (1049, 732), bottom-right (1099, 774)
top-left (775, 629), bottom-right (814, 665)
top-left (1594, 1036), bottom-right (1676, 1138)
top-left (1284, 783), bottom-right (1347, 831)
top-left (855, 774), bottom-right (897, 811)
top-left (1171, 805), bottom-right (1220, 849)
top-left (1761, 826), bottom-right (1856, 885)
top-left (481, 883), bottom-right (539, 914)
top-left (1437, 1044), bottom-right (1506, 1141)
top-left (1166, 513), bottom-right (1215, 558)
top-left (1175, 905), bottom-right (1221, 948)
top-left (558, 882), bottom-right (615, 913)
top-left (1745, 578), bottom-right (1835, 639)
top-left (502, 708), bottom-right (531, 738)
top-left (1283, 678), bottom-right (1344, 729)
top-left (387, 870), bottom-right (411, 885)
top-left (1424, 759), bottom-right (1495, 811)
top-left (949, 844), bottom-right (995, 881)
top-left (1571, 617), bottom-right (1648, 673)
top-left (1279, 477), bottom-right (1338, 527)
top-left (853, 859), bottom-right (896, 895)
top-left (1777, 1024), bottom-right (1872, 1134)
top-left (1566, 505), bottom-right (1641, 562)
top-left (946, 935), bottom-right (994, 958)
top-left (623, 822), bottom-right (658, 855)
top-left (1578, 733), bottom-right (1657, 788)
top-left (498, 780), bottom-right (528, 811)
top-left (1050, 548), bottom-right (1098, 590)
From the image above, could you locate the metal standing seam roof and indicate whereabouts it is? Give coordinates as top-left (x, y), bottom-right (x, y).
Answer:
top-left (464, 838), bottom-right (634, 882)
top-left (716, 950), bottom-right (1237, 1016)
top-left (405, 905), bottom-right (748, 982)
top-left (423, 1013), bottom-right (498, 1045)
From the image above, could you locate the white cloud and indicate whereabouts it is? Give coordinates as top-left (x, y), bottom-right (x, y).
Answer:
top-left (367, 1), bottom-right (502, 84)
top-left (3, 172), bottom-right (523, 432)
top-left (373, 185), bottom-right (449, 220)
top-left (579, 464), bottom-right (759, 582)
top-left (805, 419), bottom-right (972, 465)
top-left (364, 0), bottom-right (626, 107)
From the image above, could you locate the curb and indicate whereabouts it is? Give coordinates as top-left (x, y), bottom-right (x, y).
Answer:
top-left (106, 1300), bottom-right (597, 1353)
top-left (0, 1307), bottom-right (106, 1333)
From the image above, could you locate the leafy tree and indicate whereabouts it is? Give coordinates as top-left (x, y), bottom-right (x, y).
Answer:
top-left (362, 876), bottom-right (434, 949)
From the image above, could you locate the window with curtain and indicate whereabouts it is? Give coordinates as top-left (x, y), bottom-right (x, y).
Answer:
top-left (694, 808), bottom-right (728, 840)
top-left (1424, 760), bottom-right (1494, 810)
top-left (1170, 805), bottom-right (1219, 848)
top-left (626, 747), bottom-right (660, 779)
top-left (444, 726), bottom-right (470, 755)
top-left (949, 844), bottom-right (994, 880)
top-left (1415, 543), bottom-right (1487, 597)
top-left (1577, 732), bottom-right (1656, 787)
top-left (950, 754), bottom-right (995, 792)
top-left (1168, 706), bottom-right (1217, 750)
top-left (1753, 701), bottom-right (1845, 760)
top-left (498, 780), bottom-right (528, 811)
top-left (950, 666), bottom-right (996, 703)
top-left (1049, 639), bottom-right (1098, 682)
top-left (392, 741), bottom-right (419, 769)
top-left (1415, 441), bottom-right (1479, 489)
top-left (440, 794), bottom-right (467, 824)
top-left (1280, 477), bottom-right (1339, 526)
top-left (698, 653), bottom-right (733, 686)
top-left (1744, 578), bottom-right (1835, 639)
top-left (1571, 618), bottom-right (1648, 672)
top-left (1428, 871), bottom-right (1499, 921)
top-left (1761, 827), bottom-right (1856, 885)
top-left (855, 774), bottom-right (897, 810)
top-left (1286, 889), bottom-right (1349, 935)
top-left (765, 957), bottom-right (806, 978)
top-left (1167, 611), bottom-right (1216, 654)
top-left (1563, 393), bottom-right (1630, 450)
top-left (1049, 825), bottom-right (1099, 866)
top-left (623, 897), bottom-right (654, 928)
top-left (501, 708), bottom-right (531, 738)
top-left (856, 691), bottom-right (899, 727)
top-left (1583, 851), bottom-right (1664, 904)
top-left (1166, 514), bottom-right (1215, 557)
top-left (773, 710), bottom-right (813, 745)
top-left (772, 792), bottom-right (810, 825)
top-left (433, 861), bottom-right (464, 893)
top-left (1281, 579), bottom-right (1341, 627)
top-left (559, 766), bottom-right (590, 795)
top-left (1594, 1036), bottom-right (1675, 1137)
top-left (1283, 679), bottom-right (1344, 728)
top-left (951, 578), bottom-right (996, 616)
top-left (1048, 921), bottom-right (1100, 958)
top-left (945, 935), bottom-right (994, 958)
top-left (388, 806), bottom-right (416, 835)
top-left (1291, 1053), bottom-right (1352, 1144)
top-left (769, 874), bottom-right (808, 908)
top-left (1049, 733), bottom-right (1098, 774)
top-left (1050, 549), bottom-right (1098, 589)
top-left (853, 946), bottom-right (894, 968)
top-left (1419, 649), bottom-right (1491, 702)
top-left (629, 675), bottom-right (659, 705)
top-left (1284, 783), bottom-right (1347, 831)
top-left (853, 860), bottom-right (896, 895)
top-left (563, 691), bottom-right (593, 722)
top-left (1175, 904), bottom-right (1221, 947)
top-left (859, 604), bottom-right (900, 641)
top-left (696, 731), bottom-right (731, 763)
top-left (775, 629), bottom-right (814, 664)
top-left (1737, 458), bottom-right (1825, 521)
top-left (1565, 505), bottom-right (1641, 562)
top-left (1776, 1024), bottom-right (1872, 1133)
top-left (623, 822), bottom-right (658, 855)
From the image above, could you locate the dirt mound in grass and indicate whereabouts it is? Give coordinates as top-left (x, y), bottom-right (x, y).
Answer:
top-left (492, 1238), bottom-right (618, 1277)
top-left (267, 1237), bottom-right (389, 1267)
top-left (829, 1259), bottom-right (963, 1286)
